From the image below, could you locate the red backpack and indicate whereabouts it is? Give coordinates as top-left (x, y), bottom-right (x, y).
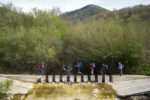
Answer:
top-left (40, 64), bottom-right (44, 68)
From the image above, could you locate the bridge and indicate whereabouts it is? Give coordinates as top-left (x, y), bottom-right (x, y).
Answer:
top-left (0, 74), bottom-right (150, 97)
top-left (0, 74), bottom-right (110, 83)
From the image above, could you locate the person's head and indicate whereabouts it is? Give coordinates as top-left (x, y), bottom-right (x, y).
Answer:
top-left (118, 62), bottom-right (121, 64)
top-left (102, 63), bottom-right (105, 66)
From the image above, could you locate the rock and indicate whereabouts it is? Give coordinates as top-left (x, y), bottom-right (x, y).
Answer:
top-left (93, 88), bottom-right (99, 93)
top-left (0, 77), bottom-right (34, 95)
top-left (93, 94), bottom-right (97, 97)
top-left (108, 78), bottom-right (150, 97)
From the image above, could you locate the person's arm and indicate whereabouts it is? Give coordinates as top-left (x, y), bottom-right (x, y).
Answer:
top-left (101, 67), bottom-right (103, 75)
top-left (122, 64), bottom-right (124, 68)
top-left (118, 64), bottom-right (120, 69)
top-left (106, 65), bottom-right (108, 69)
top-left (76, 64), bottom-right (78, 67)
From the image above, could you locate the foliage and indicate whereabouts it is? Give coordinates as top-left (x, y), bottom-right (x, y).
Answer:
top-left (63, 5), bottom-right (150, 74)
top-left (0, 80), bottom-right (13, 98)
top-left (0, 4), bottom-right (68, 74)
top-left (65, 18), bottom-right (144, 74)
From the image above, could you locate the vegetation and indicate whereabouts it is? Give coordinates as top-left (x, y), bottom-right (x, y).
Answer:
top-left (65, 5), bottom-right (150, 75)
top-left (0, 4), bottom-right (150, 75)
top-left (0, 4), bottom-right (69, 74)
top-left (0, 80), bottom-right (13, 98)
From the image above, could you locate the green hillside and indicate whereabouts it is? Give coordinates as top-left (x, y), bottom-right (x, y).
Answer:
top-left (62, 4), bottom-right (108, 22)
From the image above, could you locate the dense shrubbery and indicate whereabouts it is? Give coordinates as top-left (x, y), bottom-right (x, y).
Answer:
top-left (65, 19), bottom-right (143, 74)
top-left (0, 4), bottom-right (150, 75)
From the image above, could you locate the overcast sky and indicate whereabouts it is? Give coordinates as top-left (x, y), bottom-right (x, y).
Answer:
top-left (0, 0), bottom-right (150, 13)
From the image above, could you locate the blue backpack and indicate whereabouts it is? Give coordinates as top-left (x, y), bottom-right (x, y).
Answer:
top-left (92, 63), bottom-right (95, 68)
top-left (78, 62), bottom-right (83, 68)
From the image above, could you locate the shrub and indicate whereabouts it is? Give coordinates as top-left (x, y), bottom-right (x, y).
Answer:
top-left (0, 80), bottom-right (13, 98)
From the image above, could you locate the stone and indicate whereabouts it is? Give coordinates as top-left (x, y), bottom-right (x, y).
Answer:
top-left (83, 75), bottom-right (88, 82)
top-left (90, 75), bottom-right (95, 82)
top-left (62, 75), bottom-right (67, 82)
top-left (70, 75), bottom-right (74, 82)
top-left (48, 75), bottom-right (53, 82)
top-left (55, 75), bottom-right (60, 83)
top-left (76, 75), bottom-right (81, 83)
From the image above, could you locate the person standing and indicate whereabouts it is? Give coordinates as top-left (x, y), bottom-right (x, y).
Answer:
top-left (90, 62), bottom-right (95, 75)
top-left (118, 62), bottom-right (124, 76)
top-left (101, 64), bottom-right (108, 75)
top-left (39, 61), bottom-right (45, 75)
top-left (76, 61), bottom-right (83, 75)
top-left (101, 63), bottom-right (108, 83)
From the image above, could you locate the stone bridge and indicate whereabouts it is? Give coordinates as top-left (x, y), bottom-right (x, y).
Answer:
top-left (0, 74), bottom-right (150, 97)
top-left (0, 74), bottom-right (149, 83)
top-left (0, 74), bottom-right (111, 83)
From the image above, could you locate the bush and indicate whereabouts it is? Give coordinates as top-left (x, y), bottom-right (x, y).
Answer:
top-left (136, 64), bottom-right (150, 75)
top-left (0, 80), bottom-right (13, 98)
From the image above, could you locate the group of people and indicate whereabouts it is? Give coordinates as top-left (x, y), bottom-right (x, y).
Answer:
top-left (38, 61), bottom-right (124, 76)
top-left (76, 61), bottom-right (124, 76)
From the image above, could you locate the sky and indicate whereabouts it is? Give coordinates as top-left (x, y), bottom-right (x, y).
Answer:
top-left (0, 0), bottom-right (150, 13)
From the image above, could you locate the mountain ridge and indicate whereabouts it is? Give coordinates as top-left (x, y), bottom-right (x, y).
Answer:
top-left (62, 4), bottom-right (109, 22)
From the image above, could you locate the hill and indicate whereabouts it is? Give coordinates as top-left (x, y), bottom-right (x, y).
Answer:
top-left (62, 4), bottom-right (108, 22)
top-left (94, 5), bottom-right (150, 21)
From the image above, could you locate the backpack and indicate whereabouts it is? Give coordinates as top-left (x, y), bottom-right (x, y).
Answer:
top-left (79, 62), bottom-right (83, 68)
top-left (104, 65), bottom-right (108, 70)
top-left (40, 62), bottom-right (44, 68)
top-left (92, 63), bottom-right (95, 68)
